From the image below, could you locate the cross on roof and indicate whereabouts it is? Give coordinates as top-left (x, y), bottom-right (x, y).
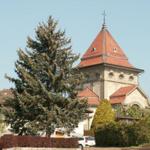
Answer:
top-left (102, 10), bottom-right (106, 25)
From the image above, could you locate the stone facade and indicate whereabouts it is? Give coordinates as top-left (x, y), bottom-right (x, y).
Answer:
top-left (81, 65), bottom-right (149, 107)
top-left (103, 65), bottom-right (139, 99)
top-left (80, 64), bottom-right (143, 101)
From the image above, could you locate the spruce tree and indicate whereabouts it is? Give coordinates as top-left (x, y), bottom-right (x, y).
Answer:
top-left (3, 16), bottom-right (88, 136)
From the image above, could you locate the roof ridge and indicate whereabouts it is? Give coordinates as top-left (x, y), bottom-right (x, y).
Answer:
top-left (106, 29), bottom-right (128, 58)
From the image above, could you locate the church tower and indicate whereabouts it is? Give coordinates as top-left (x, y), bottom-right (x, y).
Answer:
top-left (78, 19), bottom-right (149, 108)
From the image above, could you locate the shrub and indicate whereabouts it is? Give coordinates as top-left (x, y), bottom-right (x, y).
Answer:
top-left (91, 100), bottom-right (115, 132)
top-left (95, 120), bottom-right (150, 147)
top-left (95, 122), bottom-right (120, 147)
top-left (116, 104), bottom-right (143, 119)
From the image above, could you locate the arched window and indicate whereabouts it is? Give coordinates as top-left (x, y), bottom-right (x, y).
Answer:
top-left (131, 104), bottom-right (140, 109)
top-left (109, 72), bottom-right (114, 78)
top-left (119, 73), bottom-right (124, 79)
top-left (85, 75), bottom-right (90, 82)
top-left (95, 73), bottom-right (100, 79)
top-left (129, 75), bottom-right (134, 81)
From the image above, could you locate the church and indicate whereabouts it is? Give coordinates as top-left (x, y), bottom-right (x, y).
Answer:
top-left (77, 20), bottom-right (149, 134)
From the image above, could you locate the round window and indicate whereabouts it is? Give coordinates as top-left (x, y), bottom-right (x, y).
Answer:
top-left (129, 76), bottom-right (134, 81)
top-left (119, 74), bottom-right (124, 79)
top-left (109, 72), bottom-right (114, 78)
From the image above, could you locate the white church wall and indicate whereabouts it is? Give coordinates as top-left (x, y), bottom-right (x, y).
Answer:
top-left (104, 67), bottom-right (138, 85)
top-left (124, 89), bottom-right (149, 108)
top-left (93, 81), bottom-right (101, 97)
top-left (72, 121), bottom-right (84, 137)
top-left (72, 106), bottom-right (97, 136)
top-left (83, 107), bottom-right (97, 131)
top-left (103, 67), bottom-right (139, 99)
top-left (104, 81), bottom-right (128, 99)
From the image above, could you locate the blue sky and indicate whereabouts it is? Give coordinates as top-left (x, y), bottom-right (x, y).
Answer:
top-left (0, 0), bottom-right (150, 96)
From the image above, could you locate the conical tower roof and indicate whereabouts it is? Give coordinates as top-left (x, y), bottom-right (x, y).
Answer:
top-left (79, 25), bottom-right (133, 69)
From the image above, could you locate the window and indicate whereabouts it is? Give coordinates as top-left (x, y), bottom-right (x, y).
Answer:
top-left (85, 75), bottom-right (90, 82)
top-left (113, 47), bottom-right (117, 53)
top-left (129, 75), bottom-right (134, 81)
top-left (109, 72), bottom-right (114, 78)
top-left (92, 47), bottom-right (96, 51)
top-left (119, 73), bottom-right (124, 79)
top-left (95, 73), bottom-right (100, 79)
top-left (132, 104), bottom-right (140, 109)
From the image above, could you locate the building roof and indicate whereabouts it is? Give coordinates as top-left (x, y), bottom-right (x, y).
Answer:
top-left (0, 89), bottom-right (13, 104)
top-left (78, 24), bottom-right (134, 69)
top-left (110, 96), bottom-right (126, 105)
top-left (110, 85), bottom-right (137, 104)
top-left (78, 87), bottom-right (100, 106)
top-left (110, 85), bottom-right (137, 97)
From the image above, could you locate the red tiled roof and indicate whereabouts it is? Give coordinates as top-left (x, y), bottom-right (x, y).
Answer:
top-left (110, 85), bottom-right (137, 98)
top-left (86, 97), bottom-right (100, 106)
top-left (110, 96), bottom-right (126, 104)
top-left (78, 26), bottom-right (133, 68)
top-left (78, 87), bottom-right (98, 97)
top-left (78, 87), bottom-right (100, 106)
top-left (109, 85), bottom-right (137, 104)
top-left (0, 89), bottom-right (13, 104)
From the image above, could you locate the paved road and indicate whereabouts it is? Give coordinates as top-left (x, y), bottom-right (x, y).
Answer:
top-left (84, 147), bottom-right (150, 150)
top-left (84, 148), bottom-right (125, 150)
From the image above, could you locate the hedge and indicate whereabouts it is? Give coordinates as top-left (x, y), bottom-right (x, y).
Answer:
top-left (95, 122), bottom-right (150, 147)
top-left (0, 134), bottom-right (78, 149)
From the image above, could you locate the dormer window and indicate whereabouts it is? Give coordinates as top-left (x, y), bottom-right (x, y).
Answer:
top-left (92, 47), bottom-right (96, 51)
top-left (113, 47), bottom-right (117, 53)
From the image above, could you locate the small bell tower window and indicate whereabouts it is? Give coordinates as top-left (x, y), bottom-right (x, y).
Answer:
top-left (92, 47), bottom-right (96, 51)
top-left (129, 75), bottom-right (134, 81)
top-left (109, 71), bottom-right (114, 78)
top-left (113, 47), bottom-right (117, 53)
